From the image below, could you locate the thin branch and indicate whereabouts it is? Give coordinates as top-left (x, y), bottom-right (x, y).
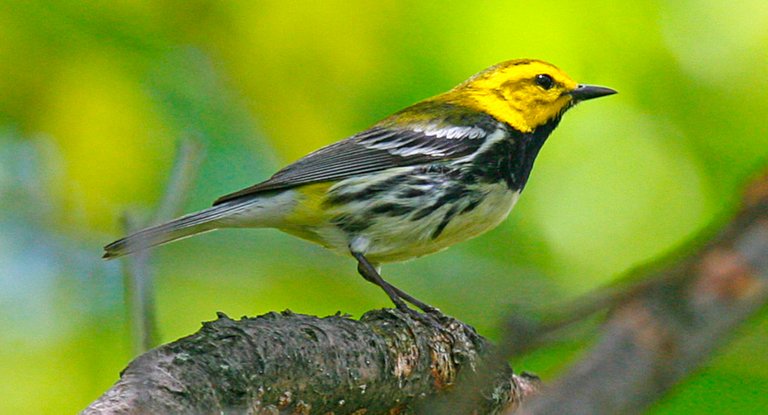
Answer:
top-left (122, 138), bottom-right (204, 353)
top-left (154, 138), bottom-right (205, 223)
top-left (121, 214), bottom-right (160, 354)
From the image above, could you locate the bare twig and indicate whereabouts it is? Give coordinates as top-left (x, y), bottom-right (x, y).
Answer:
top-left (122, 138), bottom-right (204, 353)
top-left (154, 138), bottom-right (205, 222)
top-left (121, 214), bottom-right (160, 354)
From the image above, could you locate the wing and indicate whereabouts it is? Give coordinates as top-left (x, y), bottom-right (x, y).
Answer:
top-left (213, 113), bottom-right (498, 205)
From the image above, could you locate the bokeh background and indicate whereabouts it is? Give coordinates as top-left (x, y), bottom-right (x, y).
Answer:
top-left (1, 1), bottom-right (767, 413)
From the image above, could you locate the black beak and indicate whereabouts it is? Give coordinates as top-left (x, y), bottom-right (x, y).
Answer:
top-left (570, 84), bottom-right (617, 101)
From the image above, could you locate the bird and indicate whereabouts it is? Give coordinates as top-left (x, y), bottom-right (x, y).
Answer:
top-left (104, 59), bottom-right (616, 313)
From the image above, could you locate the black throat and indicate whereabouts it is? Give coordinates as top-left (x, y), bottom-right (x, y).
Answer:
top-left (470, 116), bottom-right (563, 192)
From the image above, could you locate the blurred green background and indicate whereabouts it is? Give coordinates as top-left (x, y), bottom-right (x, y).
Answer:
top-left (1, 1), bottom-right (767, 413)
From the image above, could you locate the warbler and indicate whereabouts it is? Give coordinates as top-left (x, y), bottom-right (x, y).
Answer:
top-left (104, 59), bottom-right (616, 313)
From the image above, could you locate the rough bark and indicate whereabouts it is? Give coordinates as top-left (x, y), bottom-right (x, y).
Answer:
top-left (82, 310), bottom-right (539, 415)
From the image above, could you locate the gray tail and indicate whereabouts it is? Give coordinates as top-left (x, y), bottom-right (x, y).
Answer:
top-left (103, 203), bottom-right (244, 259)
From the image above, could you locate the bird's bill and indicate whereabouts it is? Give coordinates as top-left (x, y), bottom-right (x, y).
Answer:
top-left (570, 84), bottom-right (617, 101)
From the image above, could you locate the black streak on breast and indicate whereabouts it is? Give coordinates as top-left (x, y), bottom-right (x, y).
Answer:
top-left (470, 116), bottom-right (562, 192)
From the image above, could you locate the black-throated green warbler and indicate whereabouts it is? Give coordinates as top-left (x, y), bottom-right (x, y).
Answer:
top-left (104, 59), bottom-right (616, 312)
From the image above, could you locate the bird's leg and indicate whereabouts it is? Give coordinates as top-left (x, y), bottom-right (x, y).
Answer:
top-left (353, 251), bottom-right (409, 311)
top-left (385, 282), bottom-right (438, 314)
top-left (351, 251), bottom-right (437, 314)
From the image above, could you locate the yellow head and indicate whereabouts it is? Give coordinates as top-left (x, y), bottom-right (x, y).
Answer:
top-left (442, 59), bottom-right (616, 133)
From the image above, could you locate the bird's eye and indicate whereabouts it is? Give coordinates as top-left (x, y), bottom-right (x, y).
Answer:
top-left (535, 74), bottom-right (555, 90)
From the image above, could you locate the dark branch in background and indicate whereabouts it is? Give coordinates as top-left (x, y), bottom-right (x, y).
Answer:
top-left (87, 168), bottom-right (768, 415)
top-left (121, 138), bottom-right (204, 353)
top-left (420, 171), bottom-right (768, 414)
top-left (512, 172), bottom-right (768, 415)
top-left (82, 310), bottom-right (539, 415)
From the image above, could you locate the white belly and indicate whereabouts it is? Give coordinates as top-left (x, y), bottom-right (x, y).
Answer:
top-left (316, 182), bottom-right (519, 263)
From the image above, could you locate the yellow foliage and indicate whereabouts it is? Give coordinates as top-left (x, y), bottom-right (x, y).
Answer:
top-left (213, 1), bottom-right (395, 162)
top-left (38, 52), bottom-right (174, 231)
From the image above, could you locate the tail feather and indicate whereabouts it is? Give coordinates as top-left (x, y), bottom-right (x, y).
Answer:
top-left (103, 202), bottom-right (246, 259)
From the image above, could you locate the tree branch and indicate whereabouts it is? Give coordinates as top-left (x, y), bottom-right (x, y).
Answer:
top-left (122, 138), bottom-right (204, 353)
top-left (515, 172), bottom-right (768, 415)
top-left (82, 310), bottom-right (539, 414)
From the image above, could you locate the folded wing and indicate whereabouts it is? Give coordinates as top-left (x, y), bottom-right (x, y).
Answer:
top-left (213, 116), bottom-right (496, 205)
